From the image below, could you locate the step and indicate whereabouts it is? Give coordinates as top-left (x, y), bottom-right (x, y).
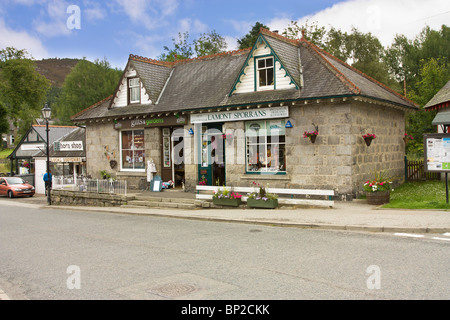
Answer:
top-left (123, 200), bottom-right (197, 210)
top-left (134, 196), bottom-right (196, 204)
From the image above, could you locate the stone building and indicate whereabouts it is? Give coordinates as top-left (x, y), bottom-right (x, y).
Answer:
top-left (71, 28), bottom-right (418, 199)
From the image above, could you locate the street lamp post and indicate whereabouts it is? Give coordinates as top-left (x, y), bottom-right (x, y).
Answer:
top-left (41, 103), bottom-right (52, 205)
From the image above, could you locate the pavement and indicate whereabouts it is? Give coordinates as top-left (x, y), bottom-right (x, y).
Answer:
top-left (2, 192), bottom-right (450, 234)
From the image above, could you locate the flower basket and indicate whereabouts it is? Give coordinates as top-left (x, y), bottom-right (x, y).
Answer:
top-left (247, 198), bottom-right (278, 209)
top-left (363, 170), bottom-right (393, 205)
top-left (213, 197), bottom-right (242, 207)
top-left (362, 133), bottom-right (376, 146)
top-left (303, 130), bottom-right (318, 144)
top-left (366, 191), bottom-right (390, 205)
top-left (403, 133), bottom-right (413, 144)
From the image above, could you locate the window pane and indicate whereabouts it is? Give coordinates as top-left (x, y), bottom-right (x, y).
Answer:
top-left (267, 67), bottom-right (274, 86)
top-left (266, 58), bottom-right (273, 67)
top-left (258, 59), bottom-right (265, 69)
top-left (122, 131), bottom-right (133, 149)
top-left (130, 87), bottom-right (140, 102)
top-left (134, 130), bottom-right (144, 149)
top-left (259, 69), bottom-right (267, 87)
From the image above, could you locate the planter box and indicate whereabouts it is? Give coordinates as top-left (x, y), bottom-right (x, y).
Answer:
top-left (366, 191), bottom-right (390, 205)
top-left (213, 197), bottom-right (242, 207)
top-left (247, 198), bottom-right (278, 209)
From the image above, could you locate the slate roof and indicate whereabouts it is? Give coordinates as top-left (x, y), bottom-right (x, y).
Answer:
top-left (72, 28), bottom-right (418, 123)
top-left (8, 125), bottom-right (78, 159)
top-left (34, 126), bottom-right (86, 158)
top-left (424, 80), bottom-right (450, 110)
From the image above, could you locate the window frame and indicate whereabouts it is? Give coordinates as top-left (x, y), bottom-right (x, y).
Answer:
top-left (245, 120), bottom-right (286, 175)
top-left (255, 55), bottom-right (275, 91)
top-left (120, 129), bottom-right (146, 172)
top-left (128, 77), bottom-right (141, 104)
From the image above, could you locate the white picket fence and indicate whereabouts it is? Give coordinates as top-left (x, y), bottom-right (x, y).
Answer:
top-left (53, 176), bottom-right (127, 195)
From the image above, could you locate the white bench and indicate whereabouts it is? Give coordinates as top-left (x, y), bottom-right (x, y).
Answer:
top-left (196, 185), bottom-right (334, 208)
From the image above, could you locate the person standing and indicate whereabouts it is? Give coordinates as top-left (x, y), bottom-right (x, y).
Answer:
top-left (43, 170), bottom-right (52, 196)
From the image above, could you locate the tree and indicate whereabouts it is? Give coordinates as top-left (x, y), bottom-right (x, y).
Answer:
top-left (237, 22), bottom-right (269, 49)
top-left (405, 58), bottom-right (450, 155)
top-left (193, 30), bottom-right (227, 57)
top-left (55, 58), bottom-right (122, 124)
top-left (0, 47), bottom-right (51, 138)
top-left (158, 31), bottom-right (193, 62)
top-left (159, 30), bottom-right (228, 62)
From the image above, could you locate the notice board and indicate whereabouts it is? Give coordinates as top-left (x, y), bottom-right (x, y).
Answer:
top-left (424, 133), bottom-right (450, 172)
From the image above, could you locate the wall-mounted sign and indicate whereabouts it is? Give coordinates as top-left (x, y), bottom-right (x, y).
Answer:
top-left (50, 157), bottom-right (84, 163)
top-left (54, 141), bottom-right (83, 151)
top-left (190, 106), bottom-right (289, 124)
top-left (114, 114), bottom-right (187, 130)
top-left (424, 134), bottom-right (450, 172)
top-left (21, 144), bottom-right (45, 151)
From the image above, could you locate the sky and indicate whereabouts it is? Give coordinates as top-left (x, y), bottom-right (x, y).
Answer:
top-left (0, 0), bottom-right (449, 69)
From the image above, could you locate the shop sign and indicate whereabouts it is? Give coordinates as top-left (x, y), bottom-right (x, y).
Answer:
top-left (50, 157), bottom-right (84, 163)
top-left (54, 141), bottom-right (83, 151)
top-left (114, 115), bottom-right (187, 129)
top-left (190, 106), bottom-right (289, 124)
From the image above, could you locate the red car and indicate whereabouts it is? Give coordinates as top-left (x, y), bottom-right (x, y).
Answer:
top-left (0, 177), bottom-right (35, 198)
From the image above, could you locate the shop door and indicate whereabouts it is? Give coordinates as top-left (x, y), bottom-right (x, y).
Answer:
top-left (198, 123), bottom-right (225, 186)
top-left (161, 127), bottom-right (185, 187)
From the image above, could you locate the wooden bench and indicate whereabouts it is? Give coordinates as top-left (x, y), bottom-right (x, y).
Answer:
top-left (196, 185), bottom-right (334, 208)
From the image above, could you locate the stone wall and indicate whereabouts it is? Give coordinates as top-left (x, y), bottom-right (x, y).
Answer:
top-left (221, 99), bottom-right (407, 199)
top-left (52, 189), bottom-right (134, 207)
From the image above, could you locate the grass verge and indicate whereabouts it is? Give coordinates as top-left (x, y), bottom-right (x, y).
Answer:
top-left (382, 180), bottom-right (450, 210)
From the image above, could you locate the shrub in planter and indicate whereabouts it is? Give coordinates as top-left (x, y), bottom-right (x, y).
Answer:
top-left (212, 187), bottom-right (243, 207)
top-left (247, 182), bottom-right (278, 209)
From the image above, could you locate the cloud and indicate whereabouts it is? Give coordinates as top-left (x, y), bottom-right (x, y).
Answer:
top-left (33, 0), bottom-right (72, 37)
top-left (288, 0), bottom-right (450, 46)
top-left (115, 0), bottom-right (179, 30)
top-left (0, 18), bottom-right (48, 59)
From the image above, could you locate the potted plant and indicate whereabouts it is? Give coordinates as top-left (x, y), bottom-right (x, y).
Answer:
top-left (303, 130), bottom-right (318, 143)
top-left (198, 175), bottom-right (207, 186)
top-left (362, 133), bottom-right (376, 146)
top-left (363, 171), bottom-right (393, 205)
top-left (247, 182), bottom-right (278, 209)
top-left (212, 187), bottom-right (243, 207)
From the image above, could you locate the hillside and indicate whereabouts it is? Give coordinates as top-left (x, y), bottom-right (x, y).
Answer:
top-left (35, 58), bottom-right (79, 87)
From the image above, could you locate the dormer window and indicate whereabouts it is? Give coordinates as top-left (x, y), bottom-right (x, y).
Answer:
top-left (128, 78), bottom-right (140, 104)
top-left (256, 57), bottom-right (274, 91)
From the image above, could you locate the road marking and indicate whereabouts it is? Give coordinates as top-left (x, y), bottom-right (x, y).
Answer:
top-left (443, 233), bottom-right (450, 237)
top-left (394, 233), bottom-right (424, 238)
top-left (432, 237), bottom-right (450, 242)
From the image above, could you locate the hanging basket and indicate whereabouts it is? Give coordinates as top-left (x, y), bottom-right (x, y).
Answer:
top-left (309, 135), bottom-right (317, 144)
top-left (364, 137), bottom-right (373, 146)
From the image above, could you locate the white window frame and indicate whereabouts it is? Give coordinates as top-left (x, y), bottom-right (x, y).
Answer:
top-left (245, 120), bottom-right (286, 174)
top-left (128, 78), bottom-right (141, 104)
top-left (120, 129), bottom-right (146, 172)
top-left (256, 57), bottom-right (274, 91)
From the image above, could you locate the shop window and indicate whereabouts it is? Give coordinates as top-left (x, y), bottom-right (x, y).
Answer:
top-left (246, 120), bottom-right (286, 173)
top-left (128, 78), bottom-right (140, 104)
top-left (256, 57), bottom-right (274, 91)
top-left (121, 130), bottom-right (145, 171)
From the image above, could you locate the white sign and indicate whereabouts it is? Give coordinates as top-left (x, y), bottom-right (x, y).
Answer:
top-left (424, 134), bottom-right (450, 172)
top-left (50, 157), bottom-right (83, 163)
top-left (21, 144), bottom-right (45, 151)
top-left (55, 141), bottom-right (83, 151)
top-left (190, 106), bottom-right (289, 124)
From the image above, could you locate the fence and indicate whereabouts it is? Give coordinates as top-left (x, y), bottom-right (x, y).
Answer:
top-left (406, 160), bottom-right (441, 182)
top-left (53, 176), bottom-right (127, 195)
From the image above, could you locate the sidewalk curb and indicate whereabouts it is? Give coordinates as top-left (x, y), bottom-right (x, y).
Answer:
top-left (42, 205), bottom-right (450, 234)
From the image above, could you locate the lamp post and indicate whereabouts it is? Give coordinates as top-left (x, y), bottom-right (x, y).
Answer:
top-left (41, 103), bottom-right (52, 205)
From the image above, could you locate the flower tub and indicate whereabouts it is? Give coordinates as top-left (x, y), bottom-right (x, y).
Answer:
top-left (212, 197), bottom-right (242, 207)
top-left (247, 198), bottom-right (278, 209)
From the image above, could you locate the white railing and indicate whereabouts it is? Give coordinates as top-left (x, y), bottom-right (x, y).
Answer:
top-left (53, 176), bottom-right (127, 195)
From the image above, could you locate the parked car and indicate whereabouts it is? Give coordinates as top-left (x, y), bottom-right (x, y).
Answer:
top-left (0, 177), bottom-right (35, 198)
